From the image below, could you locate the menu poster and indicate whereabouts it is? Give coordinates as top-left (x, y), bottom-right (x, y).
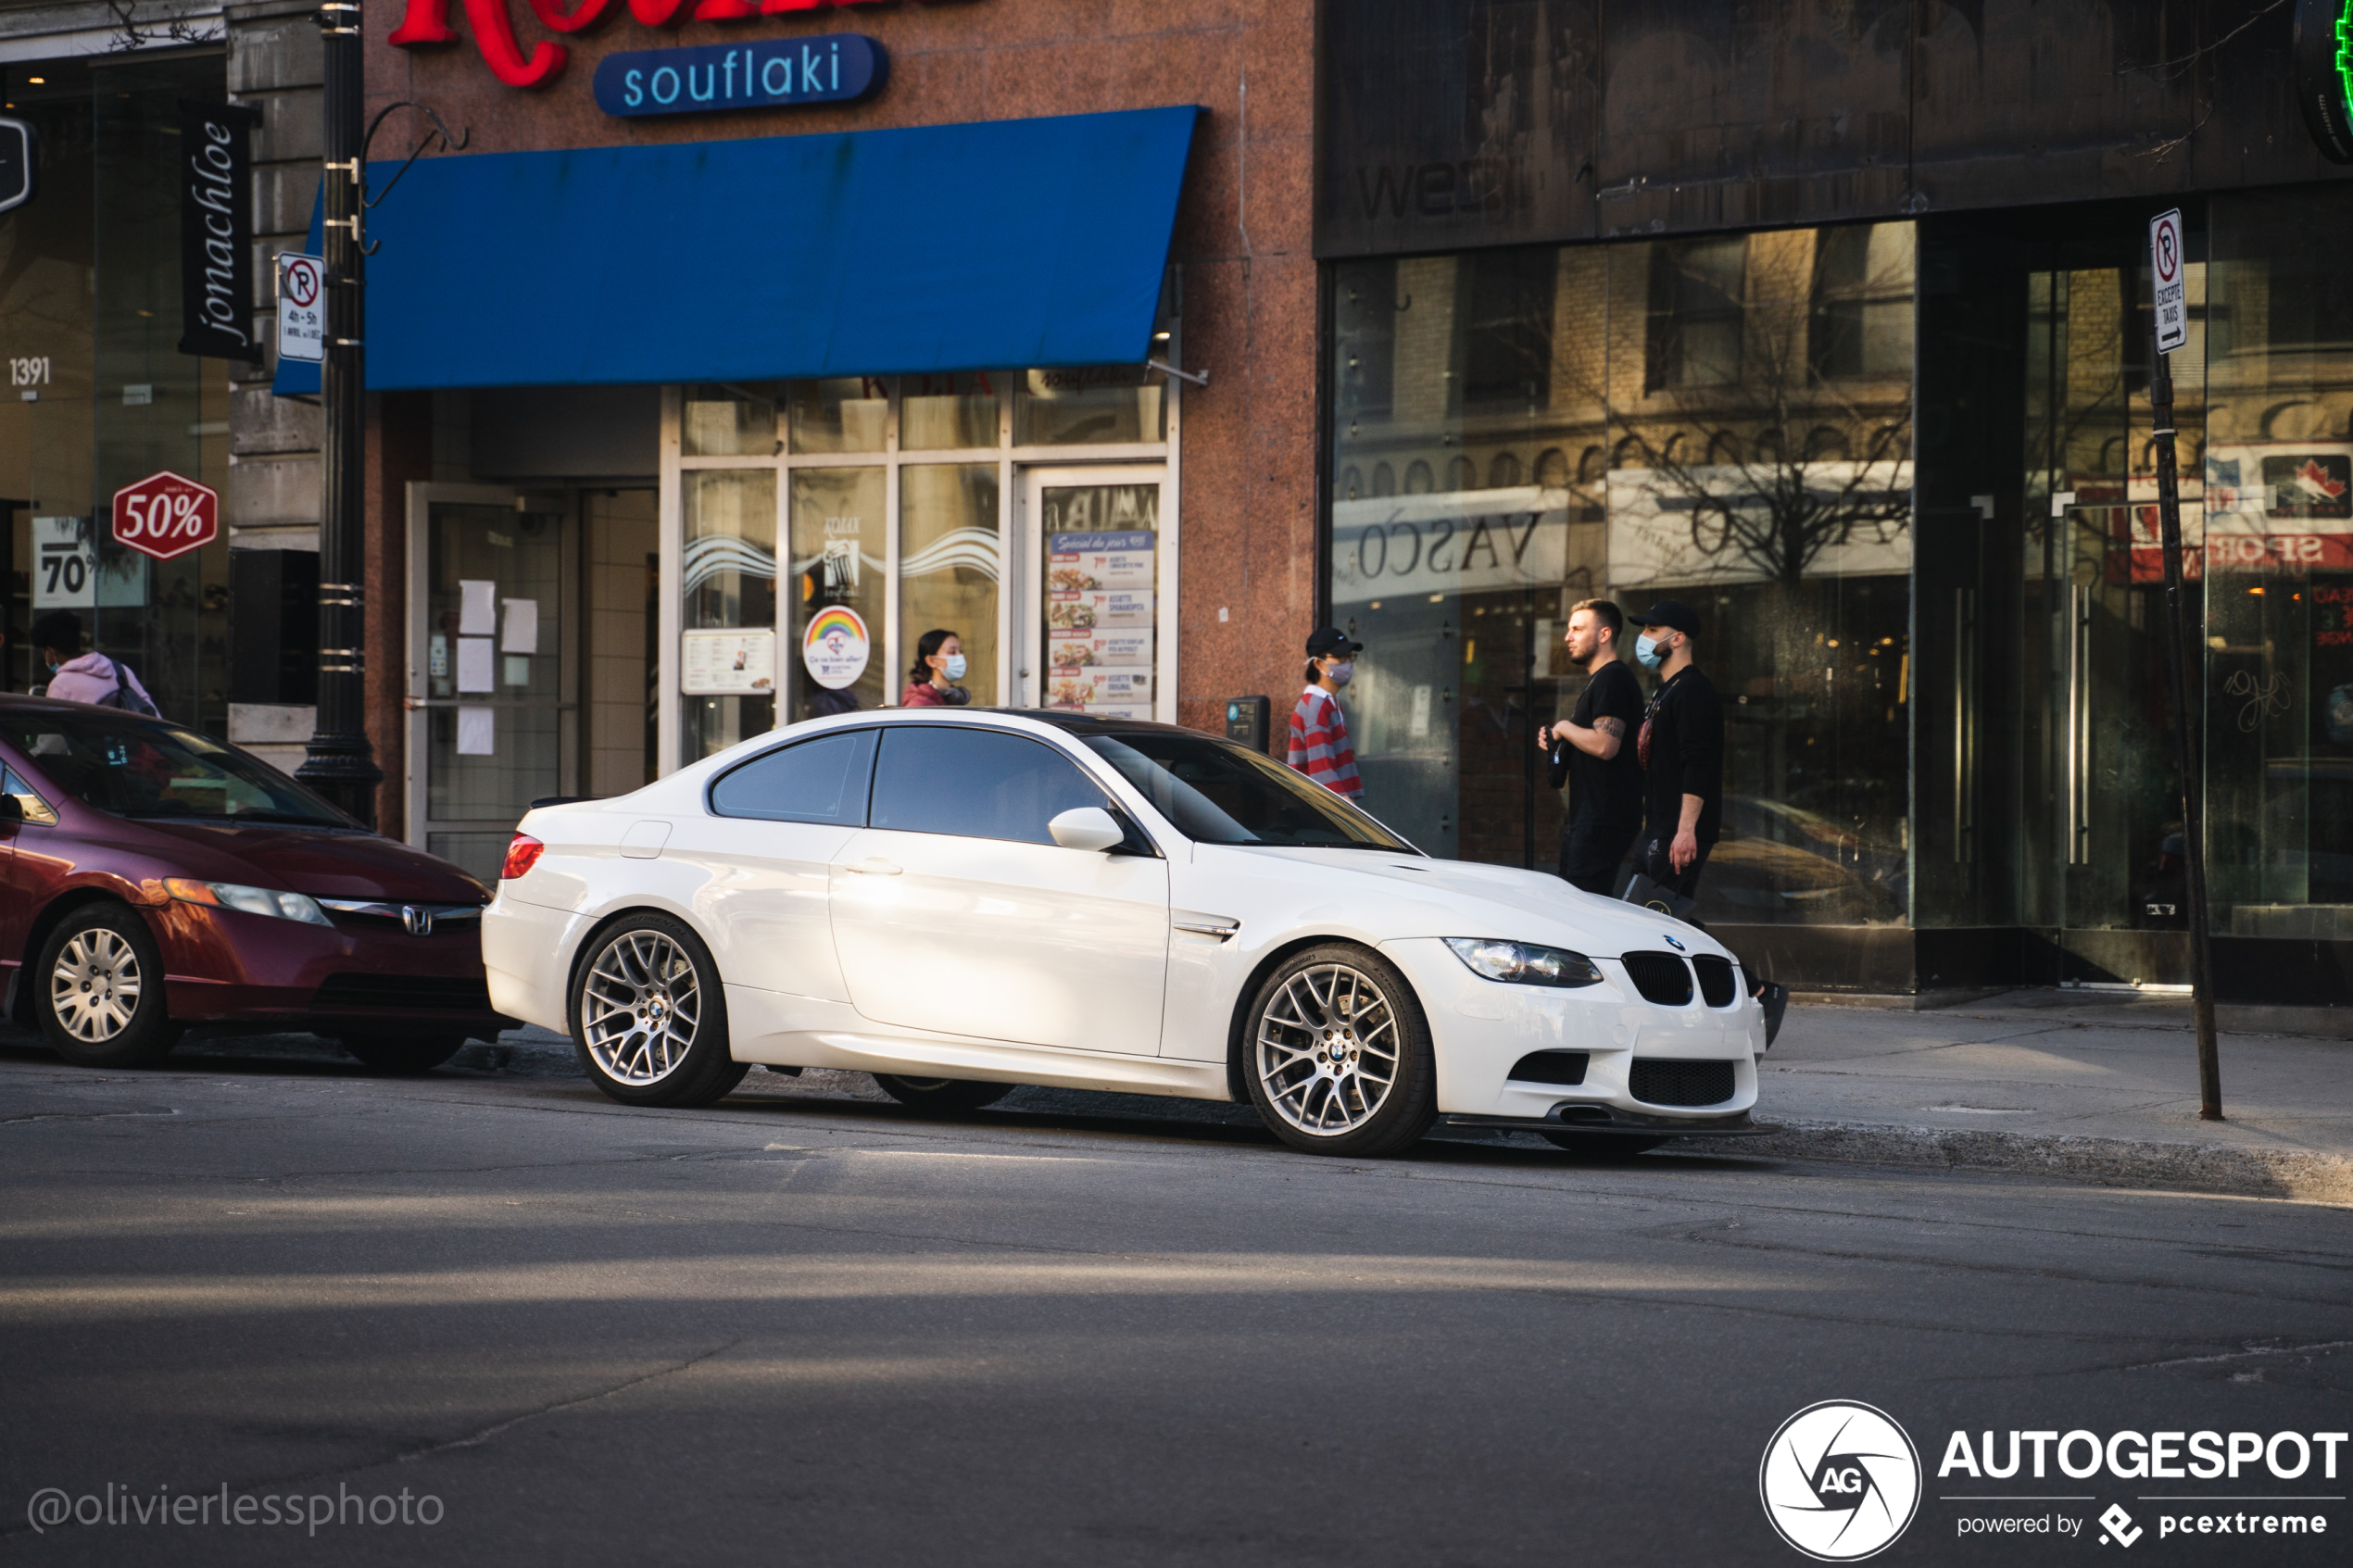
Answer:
top-left (682, 629), bottom-right (777, 696)
top-left (1047, 531), bottom-right (1154, 592)
top-left (1046, 588), bottom-right (1151, 630)
top-left (1048, 628), bottom-right (1153, 671)
top-left (1047, 670), bottom-right (1152, 709)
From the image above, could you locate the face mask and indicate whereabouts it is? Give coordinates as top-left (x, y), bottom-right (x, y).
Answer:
top-left (1326, 659), bottom-right (1355, 687)
top-left (1635, 633), bottom-right (1667, 671)
top-left (942, 654), bottom-right (968, 682)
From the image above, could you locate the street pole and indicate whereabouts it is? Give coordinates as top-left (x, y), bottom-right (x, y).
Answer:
top-left (295, 0), bottom-right (384, 829)
top-left (2146, 327), bottom-right (2223, 1121)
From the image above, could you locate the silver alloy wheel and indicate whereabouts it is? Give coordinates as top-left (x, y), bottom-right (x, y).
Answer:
top-left (50, 929), bottom-right (143, 1043)
top-left (1253, 961), bottom-right (1402, 1136)
top-left (581, 930), bottom-right (702, 1085)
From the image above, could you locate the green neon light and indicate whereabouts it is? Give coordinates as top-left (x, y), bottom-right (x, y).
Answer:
top-left (2340, 1), bottom-right (2353, 119)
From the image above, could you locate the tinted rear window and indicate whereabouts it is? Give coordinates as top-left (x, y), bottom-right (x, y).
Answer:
top-left (709, 729), bottom-right (878, 824)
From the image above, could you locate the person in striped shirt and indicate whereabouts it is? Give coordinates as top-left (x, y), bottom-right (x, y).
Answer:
top-left (1287, 627), bottom-right (1364, 801)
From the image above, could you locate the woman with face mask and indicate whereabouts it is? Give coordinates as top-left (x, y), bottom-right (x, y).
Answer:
top-left (902, 628), bottom-right (972, 708)
top-left (1286, 627), bottom-right (1365, 801)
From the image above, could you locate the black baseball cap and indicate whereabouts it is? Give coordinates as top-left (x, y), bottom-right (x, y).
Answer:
top-left (1305, 627), bottom-right (1363, 658)
top-left (1635, 601), bottom-right (1701, 638)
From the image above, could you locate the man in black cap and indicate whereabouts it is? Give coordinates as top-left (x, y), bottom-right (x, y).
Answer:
top-left (1536, 598), bottom-right (1645, 894)
top-left (1287, 627), bottom-right (1364, 801)
top-left (1630, 599), bottom-right (1723, 901)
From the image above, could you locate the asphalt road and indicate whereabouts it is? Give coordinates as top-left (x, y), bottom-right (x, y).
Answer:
top-left (2, 1029), bottom-right (2347, 1567)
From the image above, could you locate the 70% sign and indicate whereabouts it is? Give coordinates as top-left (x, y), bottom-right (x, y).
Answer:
top-left (111, 470), bottom-right (219, 561)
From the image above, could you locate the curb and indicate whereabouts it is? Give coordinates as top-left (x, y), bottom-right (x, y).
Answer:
top-left (1678, 1117), bottom-right (2353, 1206)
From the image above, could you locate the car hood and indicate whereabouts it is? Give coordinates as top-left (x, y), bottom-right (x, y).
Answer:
top-left (1202, 846), bottom-right (1729, 961)
top-left (123, 820), bottom-right (490, 903)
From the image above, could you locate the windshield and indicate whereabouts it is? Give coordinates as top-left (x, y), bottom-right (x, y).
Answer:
top-left (0, 709), bottom-right (353, 827)
top-left (1080, 731), bottom-right (1418, 852)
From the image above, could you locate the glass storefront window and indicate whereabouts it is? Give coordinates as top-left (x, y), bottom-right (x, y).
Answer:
top-left (1014, 366), bottom-right (1166, 445)
top-left (899, 463), bottom-right (1000, 706)
top-left (901, 371), bottom-right (1002, 451)
top-left (681, 383), bottom-right (780, 457)
top-left (787, 466), bottom-right (886, 721)
top-left (787, 377), bottom-right (889, 454)
top-left (2204, 191), bottom-right (2353, 940)
top-left (681, 470), bottom-right (776, 760)
top-left (1331, 225), bottom-right (1915, 922)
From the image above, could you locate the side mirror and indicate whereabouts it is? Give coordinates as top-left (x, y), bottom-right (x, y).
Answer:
top-left (0, 794), bottom-right (21, 826)
top-left (1048, 806), bottom-right (1125, 852)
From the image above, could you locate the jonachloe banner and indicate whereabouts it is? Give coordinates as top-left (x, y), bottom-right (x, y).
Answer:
top-left (178, 101), bottom-right (262, 363)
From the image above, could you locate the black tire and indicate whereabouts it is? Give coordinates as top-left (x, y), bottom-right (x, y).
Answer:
top-left (338, 1033), bottom-right (470, 1074)
top-left (1540, 1132), bottom-right (1667, 1158)
top-left (568, 913), bottom-right (749, 1108)
top-left (1241, 942), bottom-right (1438, 1158)
top-left (34, 903), bottom-right (182, 1069)
top-left (871, 1074), bottom-right (1015, 1113)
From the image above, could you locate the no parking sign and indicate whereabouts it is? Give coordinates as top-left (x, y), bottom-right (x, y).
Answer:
top-left (2149, 209), bottom-right (2187, 356)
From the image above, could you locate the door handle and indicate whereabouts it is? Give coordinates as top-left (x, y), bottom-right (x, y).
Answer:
top-left (843, 858), bottom-right (902, 876)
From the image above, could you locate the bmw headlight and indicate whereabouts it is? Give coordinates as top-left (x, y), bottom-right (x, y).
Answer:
top-left (165, 878), bottom-right (332, 927)
top-left (1443, 937), bottom-right (1604, 988)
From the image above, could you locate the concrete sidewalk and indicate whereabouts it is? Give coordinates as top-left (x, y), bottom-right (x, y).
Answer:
top-left (1735, 989), bottom-right (2353, 1204)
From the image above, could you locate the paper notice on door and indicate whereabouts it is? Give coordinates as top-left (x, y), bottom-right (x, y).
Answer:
top-left (500, 597), bottom-right (539, 654)
top-left (1045, 589), bottom-right (1152, 630)
top-left (456, 635), bottom-right (495, 693)
top-left (1047, 627), bottom-right (1153, 671)
top-left (459, 579), bottom-right (497, 635)
top-left (456, 705), bottom-right (495, 756)
top-left (1046, 670), bottom-right (1151, 709)
top-left (1046, 531), bottom-right (1154, 592)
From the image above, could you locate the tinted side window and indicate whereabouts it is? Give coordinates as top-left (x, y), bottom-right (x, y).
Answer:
top-left (869, 728), bottom-right (1106, 845)
top-left (709, 730), bottom-right (878, 824)
top-left (2, 766), bottom-right (58, 825)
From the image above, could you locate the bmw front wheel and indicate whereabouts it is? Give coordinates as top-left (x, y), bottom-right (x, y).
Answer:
top-left (1243, 944), bottom-right (1437, 1158)
top-left (570, 914), bottom-right (748, 1108)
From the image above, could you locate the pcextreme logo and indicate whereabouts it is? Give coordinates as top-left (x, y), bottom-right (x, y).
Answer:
top-left (1759, 1400), bottom-right (1923, 1562)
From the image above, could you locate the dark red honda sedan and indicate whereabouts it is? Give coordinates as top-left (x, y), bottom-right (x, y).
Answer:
top-left (0, 694), bottom-right (510, 1072)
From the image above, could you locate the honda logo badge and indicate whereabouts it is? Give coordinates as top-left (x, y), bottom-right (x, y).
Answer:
top-left (401, 906), bottom-right (434, 937)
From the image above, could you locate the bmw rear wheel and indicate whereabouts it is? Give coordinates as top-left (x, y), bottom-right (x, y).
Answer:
top-left (1243, 944), bottom-right (1437, 1158)
top-left (570, 914), bottom-right (748, 1108)
top-left (871, 1075), bottom-right (1015, 1113)
top-left (35, 904), bottom-right (182, 1069)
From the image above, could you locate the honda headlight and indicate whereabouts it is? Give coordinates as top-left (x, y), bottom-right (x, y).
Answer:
top-left (1443, 938), bottom-right (1604, 988)
top-left (165, 879), bottom-right (332, 927)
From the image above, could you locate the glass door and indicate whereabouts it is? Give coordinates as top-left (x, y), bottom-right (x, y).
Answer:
top-left (1019, 467), bottom-right (1169, 720)
top-left (2020, 260), bottom-right (2201, 974)
top-left (406, 484), bottom-right (578, 883)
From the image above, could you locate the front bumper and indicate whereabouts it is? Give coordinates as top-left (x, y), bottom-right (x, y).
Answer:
top-left (151, 899), bottom-right (510, 1035)
top-left (1382, 936), bottom-right (1764, 1123)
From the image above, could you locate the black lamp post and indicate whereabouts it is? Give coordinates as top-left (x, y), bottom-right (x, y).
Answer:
top-left (295, 0), bottom-right (384, 827)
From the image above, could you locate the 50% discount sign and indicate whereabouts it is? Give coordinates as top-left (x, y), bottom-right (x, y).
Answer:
top-left (112, 470), bottom-right (220, 561)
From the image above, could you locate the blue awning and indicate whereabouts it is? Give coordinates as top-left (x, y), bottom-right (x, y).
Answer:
top-left (274, 106), bottom-right (1198, 395)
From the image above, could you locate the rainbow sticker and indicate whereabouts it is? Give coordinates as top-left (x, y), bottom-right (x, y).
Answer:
top-left (801, 605), bottom-right (870, 691)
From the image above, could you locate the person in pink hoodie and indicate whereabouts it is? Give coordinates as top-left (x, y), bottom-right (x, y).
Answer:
top-left (30, 610), bottom-right (158, 714)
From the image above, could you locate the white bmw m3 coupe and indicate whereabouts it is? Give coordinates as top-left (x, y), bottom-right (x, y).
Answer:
top-left (482, 709), bottom-right (1777, 1158)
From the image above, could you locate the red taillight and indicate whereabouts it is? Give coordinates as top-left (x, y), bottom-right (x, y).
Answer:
top-left (500, 834), bottom-right (546, 881)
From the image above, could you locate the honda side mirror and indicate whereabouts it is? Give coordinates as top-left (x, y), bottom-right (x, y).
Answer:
top-left (1048, 807), bottom-right (1124, 852)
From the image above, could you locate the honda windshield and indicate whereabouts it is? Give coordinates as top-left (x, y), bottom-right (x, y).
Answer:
top-left (1, 709), bottom-right (354, 827)
top-left (1079, 731), bottom-right (1418, 852)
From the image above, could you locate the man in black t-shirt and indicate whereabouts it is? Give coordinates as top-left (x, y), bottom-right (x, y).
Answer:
top-left (1631, 600), bottom-right (1725, 901)
top-left (1536, 598), bottom-right (1646, 894)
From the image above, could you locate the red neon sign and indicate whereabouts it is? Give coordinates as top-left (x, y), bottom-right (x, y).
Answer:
top-left (390, 0), bottom-right (941, 89)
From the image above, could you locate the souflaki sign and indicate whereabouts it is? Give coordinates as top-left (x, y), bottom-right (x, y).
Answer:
top-left (389, 0), bottom-right (954, 90)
